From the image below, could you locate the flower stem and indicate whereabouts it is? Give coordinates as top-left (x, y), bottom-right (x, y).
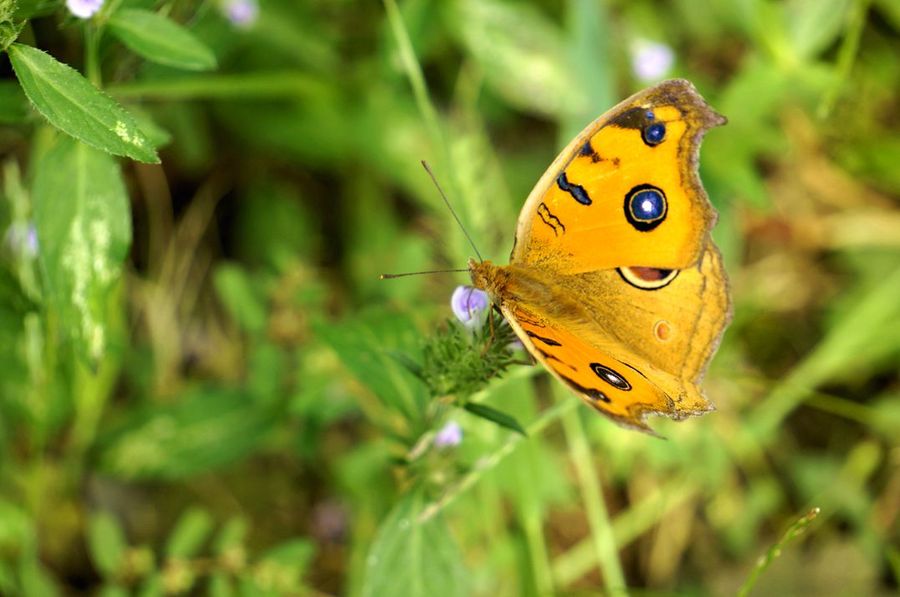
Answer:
top-left (85, 22), bottom-right (101, 87)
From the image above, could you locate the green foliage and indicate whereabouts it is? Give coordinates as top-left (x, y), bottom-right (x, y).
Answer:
top-left (419, 312), bottom-right (521, 399)
top-left (32, 136), bottom-right (131, 364)
top-left (8, 44), bottom-right (159, 163)
top-left (108, 9), bottom-right (217, 71)
top-left (363, 488), bottom-right (467, 597)
top-left (96, 386), bottom-right (277, 480)
top-left (87, 512), bottom-right (127, 578)
top-left (166, 508), bottom-right (214, 559)
top-left (0, 0), bottom-right (24, 51)
top-left (316, 310), bottom-right (430, 435)
top-left (0, 0), bottom-right (897, 595)
top-left (463, 402), bottom-right (526, 436)
top-left (738, 508), bottom-right (821, 597)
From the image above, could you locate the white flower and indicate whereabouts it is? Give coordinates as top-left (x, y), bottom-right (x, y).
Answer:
top-left (66, 0), bottom-right (104, 19)
top-left (631, 39), bottom-right (675, 83)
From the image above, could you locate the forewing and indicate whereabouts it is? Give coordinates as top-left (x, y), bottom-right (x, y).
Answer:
top-left (511, 79), bottom-right (725, 275)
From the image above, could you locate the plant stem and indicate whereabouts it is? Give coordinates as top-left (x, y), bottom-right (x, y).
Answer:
top-left (561, 407), bottom-right (628, 595)
top-left (418, 398), bottom-right (577, 523)
top-left (817, 0), bottom-right (870, 118)
top-left (381, 0), bottom-right (472, 263)
top-left (85, 23), bottom-right (101, 87)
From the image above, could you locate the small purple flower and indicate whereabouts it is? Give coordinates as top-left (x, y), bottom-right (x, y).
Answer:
top-left (506, 338), bottom-right (525, 353)
top-left (5, 223), bottom-right (39, 258)
top-left (451, 285), bottom-right (490, 330)
top-left (66, 0), bottom-right (104, 19)
top-left (25, 225), bottom-right (38, 257)
top-left (223, 0), bottom-right (259, 28)
top-left (311, 501), bottom-right (347, 543)
top-left (631, 39), bottom-right (675, 83)
top-left (434, 421), bottom-right (463, 448)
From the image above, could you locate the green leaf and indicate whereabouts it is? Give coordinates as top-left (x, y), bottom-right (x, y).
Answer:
top-left (0, 499), bottom-right (33, 552)
top-left (363, 489), bottom-right (467, 597)
top-left (387, 350), bottom-right (424, 379)
top-left (213, 263), bottom-right (267, 334)
top-left (32, 137), bottom-right (132, 364)
top-left (7, 43), bottom-right (159, 163)
top-left (786, 0), bottom-right (853, 60)
top-left (213, 518), bottom-right (247, 555)
top-left (0, 7), bottom-right (24, 52)
top-left (14, 0), bottom-right (58, 20)
top-left (99, 586), bottom-right (130, 597)
top-left (166, 508), bottom-right (213, 559)
top-left (871, 393), bottom-right (900, 440)
top-left (315, 310), bottom-right (428, 424)
top-left (95, 386), bottom-right (276, 480)
top-left (243, 539), bottom-right (315, 594)
top-left (209, 575), bottom-right (234, 597)
top-left (87, 512), bottom-right (127, 578)
top-left (0, 561), bottom-right (14, 595)
top-left (137, 573), bottom-right (164, 597)
top-left (261, 538), bottom-right (315, 569)
top-left (448, 0), bottom-right (585, 117)
top-left (108, 9), bottom-right (217, 72)
top-left (19, 554), bottom-right (59, 597)
top-left (463, 402), bottom-right (526, 436)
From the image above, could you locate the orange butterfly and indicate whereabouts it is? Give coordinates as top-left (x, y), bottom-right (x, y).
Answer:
top-left (470, 79), bottom-right (731, 433)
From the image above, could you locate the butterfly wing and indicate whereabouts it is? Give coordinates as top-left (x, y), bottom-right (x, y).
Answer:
top-left (472, 79), bottom-right (729, 431)
top-left (562, 244), bottom-right (731, 412)
top-left (511, 79), bottom-right (725, 275)
top-left (503, 300), bottom-right (675, 433)
top-left (499, 244), bottom-right (730, 432)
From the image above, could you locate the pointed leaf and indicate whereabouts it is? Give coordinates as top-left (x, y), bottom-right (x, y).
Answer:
top-left (32, 137), bottom-right (132, 364)
top-left (463, 402), bottom-right (526, 435)
top-left (8, 44), bottom-right (159, 163)
top-left (108, 9), bottom-right (217, 71)
top-left (166, 508), bottom-right (213, 559)
top-left (87, 512), bottom-right (127, 578)
top-left (388, 350), bottom-right (424, 379)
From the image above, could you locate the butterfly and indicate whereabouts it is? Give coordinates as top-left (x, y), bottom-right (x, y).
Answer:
top-left (470, 79), bottom-right (732, 433)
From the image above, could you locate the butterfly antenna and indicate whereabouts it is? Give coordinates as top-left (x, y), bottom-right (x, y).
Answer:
top-left (380, 268), bottom-right (469, 280)
top-left (421, 161), bottom-right (484, 262)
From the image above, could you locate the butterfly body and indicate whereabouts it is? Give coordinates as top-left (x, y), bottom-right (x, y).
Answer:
top-left (469, 79), bottom-right (731, 433)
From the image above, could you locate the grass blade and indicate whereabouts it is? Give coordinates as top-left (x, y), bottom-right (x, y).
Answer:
top-left (737, 507), bottom-right (821, 597)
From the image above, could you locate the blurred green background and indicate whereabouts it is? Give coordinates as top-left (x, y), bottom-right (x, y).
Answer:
top-left (1, 0), bottom-right (899, 595)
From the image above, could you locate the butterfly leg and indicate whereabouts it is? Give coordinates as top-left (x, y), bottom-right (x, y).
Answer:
top-left (480, 307), bottom-right (498, 356)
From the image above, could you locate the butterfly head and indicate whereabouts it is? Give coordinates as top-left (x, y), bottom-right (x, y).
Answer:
top-left (468, 258), bottom-right (507, 299)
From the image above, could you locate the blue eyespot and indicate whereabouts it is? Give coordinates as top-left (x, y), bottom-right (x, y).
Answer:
top-left (631, 189), bottom-right (664, 220)
top-left (645, 110), bottom-right (655, 120)
top-left (643, 122), bottom-right (666, 146)
top-left (624, 184), bottom-right (667, 231)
